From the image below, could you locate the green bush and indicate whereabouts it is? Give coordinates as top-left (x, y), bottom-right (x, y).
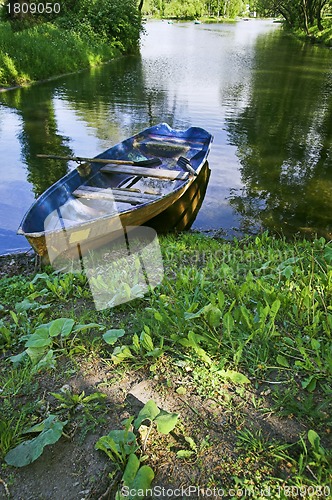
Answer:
top-left (1, 0), bottom-right (142, 52)
top-left (0, 21), bottom-right (121, 87)
top-left (0, 0), bottom-right (142, 86)
top-left (65, 0), bottom-right (142, 53)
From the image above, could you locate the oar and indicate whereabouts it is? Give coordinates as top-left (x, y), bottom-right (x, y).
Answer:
top-left (177, 156), bottom-right (198, 176)
top-left (36, 154), bottom-right (162, 167)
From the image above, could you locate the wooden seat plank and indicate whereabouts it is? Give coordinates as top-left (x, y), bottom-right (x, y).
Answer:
top-left (73, 185), bottom-right (159, 205)
top-left (100, 164), bottom-right (189, 181)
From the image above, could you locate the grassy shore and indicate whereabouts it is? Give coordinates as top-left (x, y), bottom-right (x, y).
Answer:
top-left (305, 23), bottom-right (332, 46)
top-left (0, 232), bottom-right (331, 497)
top-left (0, 21), bottom-right (122, 88)
top-left (291, 19), bottom-right (332, 47)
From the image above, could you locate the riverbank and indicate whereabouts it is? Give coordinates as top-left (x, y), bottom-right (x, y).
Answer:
top-left (305, 24), bottom-right (332, 47)
top-left (292, 20), bottom-right (332, 47)
top-left (0, 232), bottom-right (331, 497)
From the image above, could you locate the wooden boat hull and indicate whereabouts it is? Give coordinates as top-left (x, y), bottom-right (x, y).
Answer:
top-left (18, 123), bottom-right (213, 260)
top-left (145, 161), bottom-right (211, 233)
top-left (34, 179), bottom-right (194, 260)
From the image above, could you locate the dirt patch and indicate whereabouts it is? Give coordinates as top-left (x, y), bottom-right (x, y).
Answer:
top-left (1, 358), bottom-right (308, 500)
top-left (0, 252), bottom-right (38, 279)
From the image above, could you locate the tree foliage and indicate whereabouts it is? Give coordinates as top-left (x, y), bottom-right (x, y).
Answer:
top-left (255, 0), bottom-right (332, 32)
top-left (1, 0), bottom-right (142, 53)
top-left (142, 0), bottom-right (248, 19)
top-left (141, 0), bottom-right (331, 30)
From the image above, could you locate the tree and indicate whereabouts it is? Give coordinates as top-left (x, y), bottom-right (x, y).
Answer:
top-left (256, 0), bottom-right (331, 31)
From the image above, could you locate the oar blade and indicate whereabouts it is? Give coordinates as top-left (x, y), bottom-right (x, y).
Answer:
top-left (134, 158), bottom-right (162, 167)
top-left (178, 157), bottom-right (198, 176)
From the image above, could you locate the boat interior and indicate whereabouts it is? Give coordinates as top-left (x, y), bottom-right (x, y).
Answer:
top-left (21, 127), bottom-right (212, 234)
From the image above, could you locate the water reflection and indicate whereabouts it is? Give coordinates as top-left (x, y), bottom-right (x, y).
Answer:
top-left (226, 32), bottom-right (332, 238)
top-left (1, 87), bottom-right (72, 196)
top-left (1, 21), bottom-right (332, 254)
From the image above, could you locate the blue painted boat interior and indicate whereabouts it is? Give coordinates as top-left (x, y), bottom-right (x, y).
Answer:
top-left (19, 123), bottom-right (212, 234)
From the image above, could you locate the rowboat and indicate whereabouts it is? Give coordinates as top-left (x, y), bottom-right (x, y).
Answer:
top-left (18, 123), bottom-right (213, 262)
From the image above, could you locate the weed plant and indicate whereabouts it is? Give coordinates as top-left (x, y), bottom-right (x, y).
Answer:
top-left (0, 232), bottom-right (331, 492)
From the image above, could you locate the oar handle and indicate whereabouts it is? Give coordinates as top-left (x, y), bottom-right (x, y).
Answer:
top-left (37, 154), bottom-right (133, 165)
top-left (36, 154), bottom-right (161, 167)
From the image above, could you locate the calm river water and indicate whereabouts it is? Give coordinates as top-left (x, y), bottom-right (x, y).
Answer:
top-left (1, 20), bottom-right (332, 254)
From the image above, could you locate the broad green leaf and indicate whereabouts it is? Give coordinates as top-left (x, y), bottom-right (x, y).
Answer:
top-left (23, 421), bottom-right (46, 434)
top-left (103, 329), bottom-right (125, 345)
top-left (308, 430), bottom-right (321, 452)
top-left (139, 332), bottom-right (154, 352)
top-left (25, 329), bottom-right (51, 348)
top-left (223, 311), bottom-right (234, 333)
top-left (130, 465), bottom-right (154, 497)
top-left (10, 351), bottom-right (28, 365)
top-left (302, 376), bottom-right (317, 392)
top-left (134, 400), bottom-right (159, 429)
top-left (35, 322), bottom-right (52, 332)
top-left (26, 347), bottom-right (49, 365)
top-left (270, 299), bottom-right (281, 320)
top-left (311, 338), bottom-right (320, 351)
top-left (5, 416), bottom-right (66, 467)
top-left (33, 350), bottom-right (56, 372)
top-left (276, 355), bottom-right (290, 368)
top-left (155, 410), bottom-right (179, 434)
top-left (107, 430), bottom-right (138, 455)
top-left (9, 310), bottom-right (18, 325)
top-left (95, 435), bottom-right (118, 453)
top-left (185, 436), bottom-right (197, 450)
top-left (184, 306), bottom-right (206, 321)
top-left (323, 245), bottom-right (332, 264)
top-left (240, 306), bottom-right (253, 329)
top-left (281, 266), bottom-right (293, 279)
top-left (122, 453), bottom-right (140, 485)
top-left (204, 304), bottom-right (222, 328)
top-left (217, 290), bottom-right (225, 309)
top-left (49, 318), bottom-right (75, 338)
top-left (218, 369), bottom-right (250, 385)
top-left (254, 302), bottom-right (266, 324)
top-left (95, 435), bottom-right (120, 460)
top-left (132, 334), bottom-right (140, 352)
top-left (82, 392), bottom-right (107, 403)
top-left (154, 311), bottom-right (163, 321)
top-left (73, 323), bottom-right (103, 333)
top-left (15, 300), bottom-right (37, 313)
top-left (112, 346), bottom-right (133, 364)
top-left (187, 332), bottom-right (212, 365)
top-left (176, 450), bottom-right (195, 459)
top-left (31, 273), bottom-right (49, 284)
top-left (146, 347), bottom-right (163, 358)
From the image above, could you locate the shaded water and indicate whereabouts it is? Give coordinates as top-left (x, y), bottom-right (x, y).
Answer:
top-left (1, 20), bottom-right (332, 254)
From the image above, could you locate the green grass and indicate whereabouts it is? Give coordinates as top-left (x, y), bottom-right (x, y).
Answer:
top-left (308, 23), bottom-right (332, 46)
top-left (293, 18), bottom-right (332, 47)
top-left (0, 232), bottom-right (331, 493)
top-left (0, 21), bottom-right (121, 87)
